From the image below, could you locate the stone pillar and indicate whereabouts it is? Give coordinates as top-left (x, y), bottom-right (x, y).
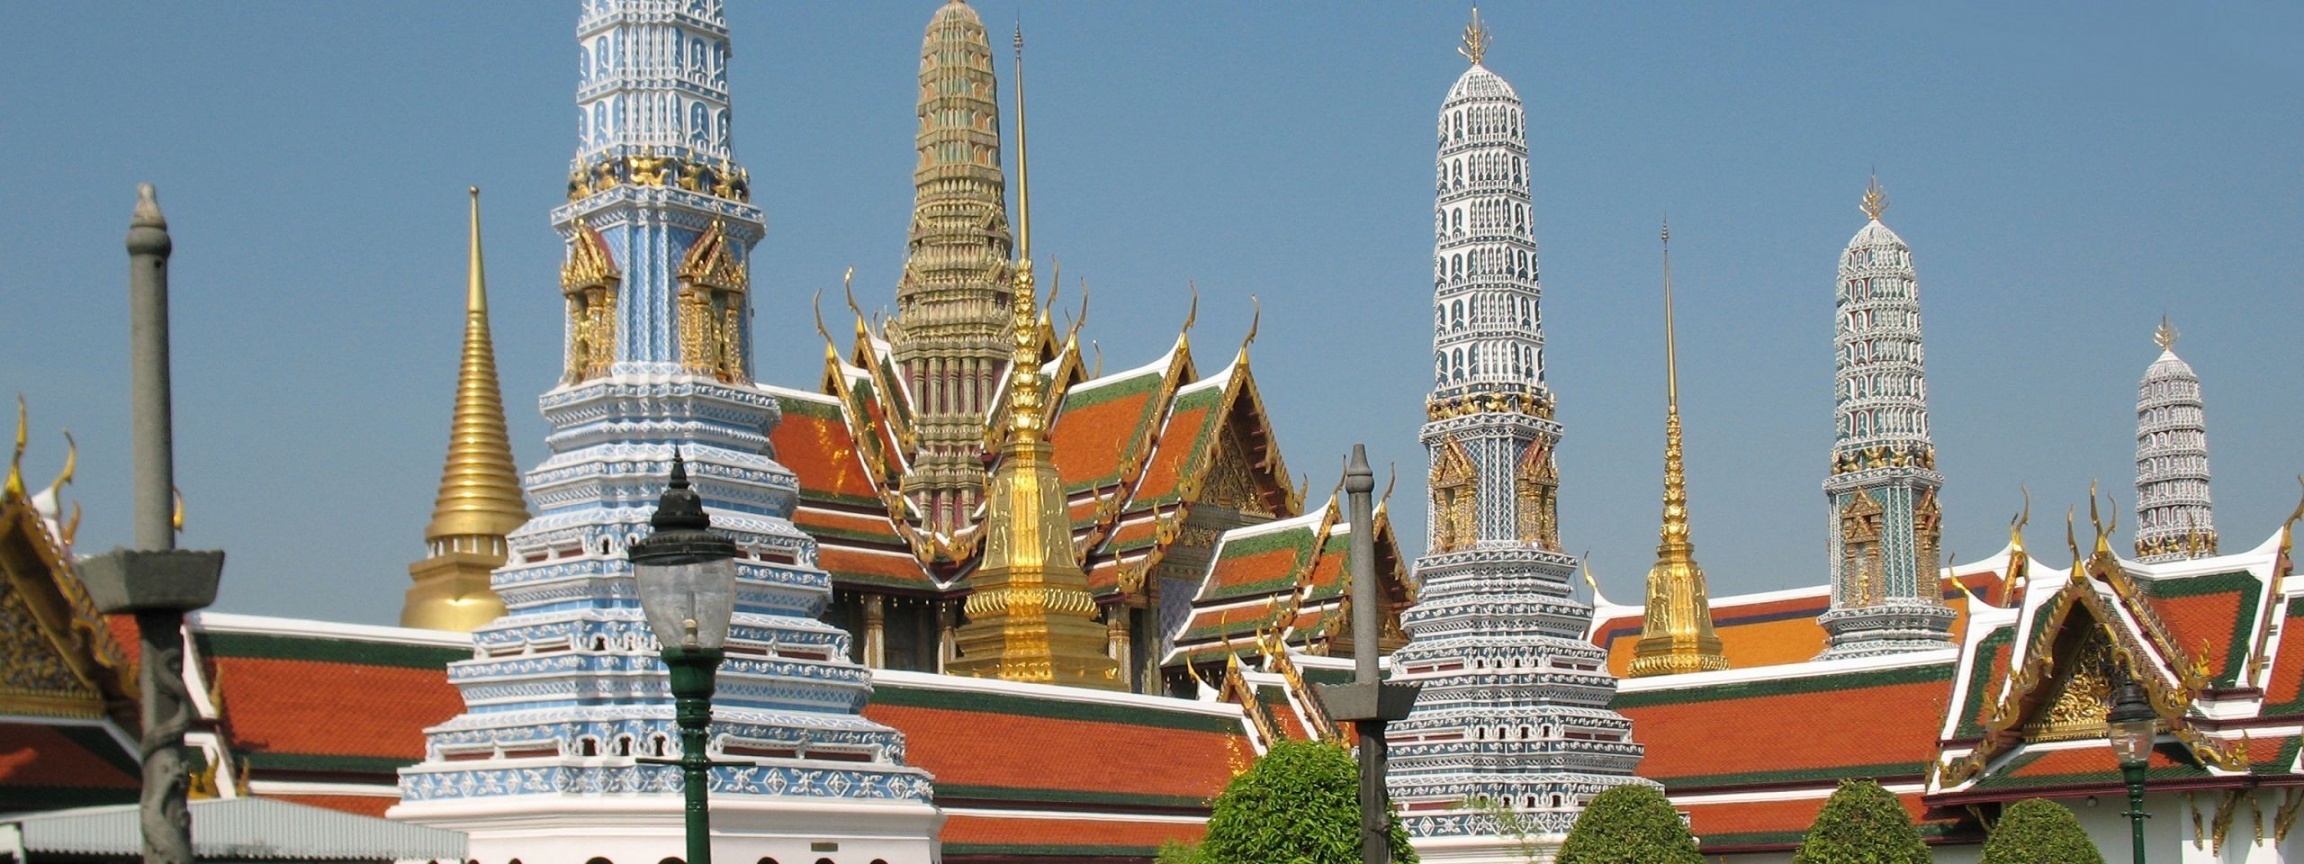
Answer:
top-left (1105, 606), bottom-right (1132, 692)
top-left (863, 593), bottom-right (887, 669)
top-left (937, 600), bottom-right (957, 673)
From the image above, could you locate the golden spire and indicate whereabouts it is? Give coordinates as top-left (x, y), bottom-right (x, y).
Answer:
top-left (403, 187), bottom-right (528, 631)
top-left (2155, 315), bottom-right (2179, 351)
top-left (1013, 21), bottom-right (1033, 261)
top-left (1631, 216), bottom-right (1727, 677)
top-left (1459, 6), bottom-right (1492, 66)
top-left (1861, 174), bottom-right (1888, 222)
top-left (948, 25), bottom-right (1122, 690)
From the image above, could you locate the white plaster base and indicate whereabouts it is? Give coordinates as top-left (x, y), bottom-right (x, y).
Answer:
top-left (390, 795), bottom-right (943, 864)
top-left (1409, 832), bottom-right (1560, 864)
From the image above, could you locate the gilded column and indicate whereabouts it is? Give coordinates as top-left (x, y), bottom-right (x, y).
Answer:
top-left (402, 188), bottom-right (528, 631)
top-left (886, 0), bottom-right (1016, 535)
top-left (2134, 319), bottom-right (2218, 562)
top-left (1817, 177), bottom-right (1956, 659)
top-left (1630, 220), bottom-right (1726, 676)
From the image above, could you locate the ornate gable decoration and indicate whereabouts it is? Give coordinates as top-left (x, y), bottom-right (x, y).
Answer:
top-left (1515, 439), bottom-right (1559, 551)
top-left (1430, 437), bottom-right (1477, 553)
top-left (676, 219), bottom-right (747, 293)
top-left (1938, 534), bottom-right (2240, 788)
top-left (561, 223), bottom-right (621, 292)
top-left (562, 224), bottom-right (622, 383)
top-left (0, 422), bottom-right (133, 727)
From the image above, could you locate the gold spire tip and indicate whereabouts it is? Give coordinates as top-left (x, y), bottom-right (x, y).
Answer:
top-left (2154, 315), bottom-right (2178, 351)
top-left (1861, 174), bottom-right (1888, 221)
top-left (1458, 6), bottom-right (1492, 65)
top-left (466, 187), bottom-right (487, 314)
top-left (1661, 216), bottom-right (1679, 409)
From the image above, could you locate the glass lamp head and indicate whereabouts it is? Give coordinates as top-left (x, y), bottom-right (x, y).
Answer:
top-left (2106, 678), bottom-right (2157, 768)
top-left (628, 450), bottom-right (739, 652)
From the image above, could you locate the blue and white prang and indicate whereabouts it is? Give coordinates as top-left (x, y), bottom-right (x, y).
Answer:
top-left (1385, 14), bottom-right (1652, 864)
top-left (394, 4), bottom-right (939, 863)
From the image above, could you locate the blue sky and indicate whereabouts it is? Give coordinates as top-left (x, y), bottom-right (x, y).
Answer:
top-left (2, 2), bottom-right (2298, 625)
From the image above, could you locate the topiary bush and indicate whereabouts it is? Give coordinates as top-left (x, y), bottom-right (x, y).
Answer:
top-left (1153, 839), bottom-right (1204, 864)
top-left (1197, 739), bottom-right (1416, 864)
top-left (1792, 778), bottom-right (1931, 864)
top-left (1556, 783), bottom-right (1705, 864)
top-left (1980, 798), bottom-right (2104, 864)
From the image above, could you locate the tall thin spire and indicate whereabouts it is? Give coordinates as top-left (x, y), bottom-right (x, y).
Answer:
top-left (1631, 218), bottom-right (1726, 677)
top-left (2135, 317), bottom-right (2217, 562)
top-left (403, 187), bottom-right (527, 631)
top-left (885, 0), bottom-right (1018, 535)
top-left (1012, 21), bottom-right (1032, 261)
top-left (946, 22), bottom-right (1119, 691)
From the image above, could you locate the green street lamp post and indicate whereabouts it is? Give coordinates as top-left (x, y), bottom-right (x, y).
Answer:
top-left (2107, 673), bottom-right (2156, 864)
top-left (630, 451), bottom-right (738, 864)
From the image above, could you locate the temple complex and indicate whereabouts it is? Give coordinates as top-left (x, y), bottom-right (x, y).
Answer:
top-left (8, 4), bottom-right (2304, 864)
top-left (791, 0), bottom-right (1413, 695)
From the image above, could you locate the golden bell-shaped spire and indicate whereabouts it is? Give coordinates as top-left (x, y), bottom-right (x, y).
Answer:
top-left (403, 187), bottom-right (529, 631)
top-left (946, 27), bottom-right (1122, 691)
top-left (1631, 217), bottom-right (1727, 676)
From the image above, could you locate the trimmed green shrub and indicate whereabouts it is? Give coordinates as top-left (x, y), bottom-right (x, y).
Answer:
top-left (1980, 798), bottom-right (2104, 864)
top-left (1793, 779), bottom-right (1931, 864)
top-left (1153, 839), bottom-right (1204, 864)
top-left (1198, 740), bottom-right (1417, 864)
top-left (1557, 783), bottom-right (1705, 864)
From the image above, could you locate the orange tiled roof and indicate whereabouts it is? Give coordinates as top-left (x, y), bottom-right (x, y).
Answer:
top-left (197, 630), bottom-right (466, 778)
top-left (863, 680), bottom-right (1244, 811)
top-left (2261, 597), bottom-right (2304, 716)
top-left (1596, 591), bottom-right (1830, 677)
top-left (1614, 661), bottom-right (1955, 791)
top-left (1949, 623), bottom-right (2018, 739)
top-left (771, 391), bottom-right (882, 507)
top-left (1130, 385), bottom-right (1224, 508)
top-left (1596, 570), bottom-right (2009, 676)
top-left (2136, 568), bottom-right (2263, 689)
top-left (940, 814), bottom-right (1207, 860)
top-left (0, 722), bottom-right (138, 811)
top-left (1047, 363), bottom-right (1173, 493)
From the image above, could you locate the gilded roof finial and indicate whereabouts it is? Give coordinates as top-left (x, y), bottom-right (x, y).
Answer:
top-left (1458, 6), bottom-right (1492, 66)
top-left (2155, 315), bottom-right (2179, 351)
top-left (1861, 173), bottom-right (1888, 222)
top-left (6, 395), bottom-right (27, 498)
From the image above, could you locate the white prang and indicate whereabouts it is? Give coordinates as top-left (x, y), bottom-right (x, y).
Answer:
top-left (2134, 331), bottom-right (2217, 562)
top-left (1387, 44), bottom-right (1651, 864)
top-left (1817, 196), bottom-right (1957, 659)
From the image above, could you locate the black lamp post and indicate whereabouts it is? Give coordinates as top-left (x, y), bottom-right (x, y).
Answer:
top-left (629, 451), bottom-right (738, 864)
top-left (2107, 673), bottom-right (2156, 864)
